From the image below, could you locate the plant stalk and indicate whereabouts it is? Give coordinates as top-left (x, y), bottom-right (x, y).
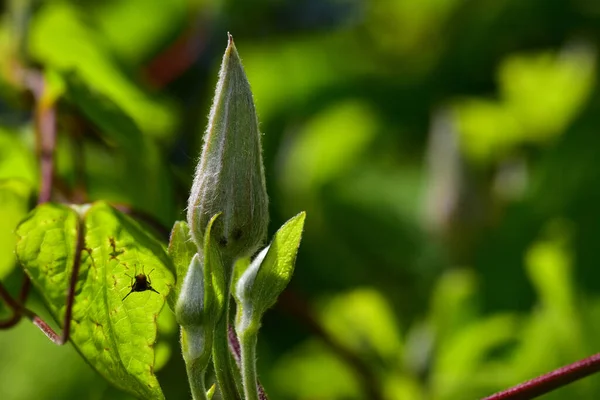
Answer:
top-left (213, 310), bottom-right (242, 400)
top-left (484, 352), bottom-right (600, 399)
top-left (185, 359), bottom-right (209, 400)
top-left (240, 330), bottom-right (260, 400)
top-left (212, 256), bottom-right (242, 400)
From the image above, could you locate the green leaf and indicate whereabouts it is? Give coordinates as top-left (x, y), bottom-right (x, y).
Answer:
top-left (0, 179), bottom-right (31, 280)
top-left (64, 73), bottom-right (145, 149)
top-left (319, 288), bottom-right (403, 363)
top-left (167, 221), bottom-right (197, 311)
top-left (16, 201), bottom-right (175, 399)
top-left (0, 126), bottom-right (37, 185)
top-left (91, 0), bottom-right (187, 65)
top-left (28, 2), bottom-right (176, 138)
top-left (236, 212), bottom-right (306, 321)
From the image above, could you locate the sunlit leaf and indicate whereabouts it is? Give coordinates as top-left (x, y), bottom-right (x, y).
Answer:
top-left (28, 2), bottom-right (177, 138)
top-left (319, 288), bottom-right (403, 363)
top-left (500, 48), bottom-right (595, 141)
top-left (16, 201), bottom-right (175, 399)
top-left (0, 126), bottom-right (36, 184)
top-left (432, 314), bottom-right (520, 399)
top-left (91, 0), bottom-right (187, 65)
top-left (64, 73), bottom-right (144, 149)
top-left (272, 340), bottom-right (362, 399)
top-left (279, 101), bottom-right (377, 194)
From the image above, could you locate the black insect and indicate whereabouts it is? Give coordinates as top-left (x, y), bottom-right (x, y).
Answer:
top-left (122, 267), bottom-right (160, 301)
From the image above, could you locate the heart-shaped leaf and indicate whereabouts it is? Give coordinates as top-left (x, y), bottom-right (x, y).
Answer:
top-left (16, 201), bottom-right (174, 399)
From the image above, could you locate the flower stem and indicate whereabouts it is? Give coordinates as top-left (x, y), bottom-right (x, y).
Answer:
top-left (185, 358), bottom-right (209, 400)
top-left (240, 330), bottom-right (260, 400)
top-left (213, 311), bottom-right (242, 400)
top-left (212, 254), bottom-right (242, 400)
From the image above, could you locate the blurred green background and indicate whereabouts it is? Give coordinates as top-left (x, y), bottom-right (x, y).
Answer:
top-left (2, 0), bottom-right (600, 399)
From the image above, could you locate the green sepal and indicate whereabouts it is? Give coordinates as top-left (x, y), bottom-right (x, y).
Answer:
top-left (235, 212), bottom-right (306, 332)
top-left (167, 221), bottom-right (197, 311)
top-left (203, 213), bottom-right (227, 323)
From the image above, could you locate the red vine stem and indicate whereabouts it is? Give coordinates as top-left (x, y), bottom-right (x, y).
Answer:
top-left (484, 352), bottom-right (600, 399)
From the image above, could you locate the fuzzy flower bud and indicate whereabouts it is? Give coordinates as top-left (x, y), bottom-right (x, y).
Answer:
top-left (176, 253), bottom-right (213, 374)
top-left (187, 34), bottom-right (269, 261)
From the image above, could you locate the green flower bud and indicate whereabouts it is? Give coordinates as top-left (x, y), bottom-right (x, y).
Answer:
top-left (187, 34), bottom-right (269, 261)
top-left (176, 253), bottom-right (213, 369)
top-left (176, 253), bottom-right (206, 327)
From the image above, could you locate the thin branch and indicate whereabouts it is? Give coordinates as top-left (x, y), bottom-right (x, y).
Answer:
top-left (18, 276), bottom-right (30, 304)
top-left (2, 68), bottom-right (59, 329)
top-left (23, 69), bottom-right (57, 205)
top-left (0, 281), bottom-right (23, 311)
top-left (484, 353), bottom-right (600, 400)
top-left (0, 312), bottom-right (21, 329)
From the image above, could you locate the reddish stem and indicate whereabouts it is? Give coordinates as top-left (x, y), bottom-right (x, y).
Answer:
top-left (2, 68), bottom-right (58, 329)
top-left (484, 353), bottom-right (600, 399)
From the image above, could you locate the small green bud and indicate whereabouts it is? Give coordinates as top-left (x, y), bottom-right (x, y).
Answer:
top-left (187, 34), bottom-right (269, 261)
top-left (175, 253), bottom-right (206, 327)
top-left (176, 254), bottom-right (213, 371)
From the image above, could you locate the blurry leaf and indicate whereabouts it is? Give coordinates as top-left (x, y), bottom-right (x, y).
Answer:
top-left (524, 220), bottom-right (584, 358)
top-left (383, 375), bottom-right (424, 400)
top-left (28, 2), bottom-right (177, 138)
top-left (500, 47), bottom-right (595, 140)
top-left (65, 73), bottom-right (144, 148)
top-left (153, 341), bottom-right (171, 372)
top-left (453, 99), bottom-right (523, 163)
top-left (319, 288), bottom-right (403, 364)
top-left (0, 126), bottom-right (36, 184)
top-left (91, 0), bottom-right (187, 65)
top-left (429, 269), bottom-right (478, 345)
top-left (454, 46), bottom-right (596, 164)
top-left (279, 101), bottom-right (377, 194)
top-left (16, 202), bottom-right (175, 399)
top-left (431, 314), bottom-right (520, 400)
top-left (80, 130), bottom-right (175, 226)
top-left (167, 221), bottom-right (196, 310)
top-left (0, 306), bottom-right (103, 400)
top-left (272, 340), bottom-right (363, 399)
top-left (154, 304), bottom-right (177, 372)
top-left (0, 179), bottom-right (31, 279)
top-left (365, 0), bottom-right (465, 67)
top-left (243, 35), bottom-right (367, 120)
